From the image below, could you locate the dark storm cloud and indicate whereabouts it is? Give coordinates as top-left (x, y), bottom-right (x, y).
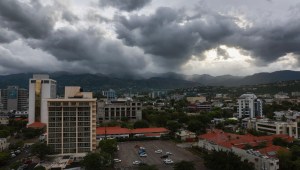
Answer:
top-left (0, 0), bottom-right (78, 39)
top-left (0, 28), bottom-right (20, 43)
top-left (29, 27), bottom-right (147, 74)
top-left (116, 6), bottom-right (300, 67)
top-left (99, 0), bottom-right (151, 11)
top-left (223, 18), bottom-right (300, 64)
top-left (0, 0), bottom-right (57, 38)
top-left (115, 7), bottom-right (238, 68)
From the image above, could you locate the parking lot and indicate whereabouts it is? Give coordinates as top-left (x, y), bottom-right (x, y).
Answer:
top-left (115, 140), bottom-right (207, 170)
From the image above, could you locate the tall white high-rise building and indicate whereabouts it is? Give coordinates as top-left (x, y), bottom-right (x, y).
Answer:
top-left (237, 93), bottom-right (263, 118)
top-left (28, 74), bottom-right (56, 126)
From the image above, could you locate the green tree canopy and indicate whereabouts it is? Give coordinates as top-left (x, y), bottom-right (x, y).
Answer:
top-left (31, 143), bottom-right (53, 159)
top-left (0, 152), bottom-right (10, 166)
top-left (99, 139), bottom-right (117, 155)
top-left (134, 120), bottom-right (150, 129)
top-left (34, 166), bottom-right (46, 170)
top-left (138, 164), bottom-right (158, 170)
top-left (174, 161), bottom-right (195, 170)
top-left (203, 150), bottom-right (254, 170)
top-left (82, 152), bottom-right (112, 170)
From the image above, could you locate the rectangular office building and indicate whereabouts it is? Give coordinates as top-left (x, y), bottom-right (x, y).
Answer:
top-left (47, 87), bottom-right (97, 154)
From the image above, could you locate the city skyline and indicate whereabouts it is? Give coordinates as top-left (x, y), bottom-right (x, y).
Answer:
top-left (0, 0), bottom-right (300, 76)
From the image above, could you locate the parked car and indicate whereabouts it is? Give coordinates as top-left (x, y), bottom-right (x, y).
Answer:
top-left (164, 158), bottom-right (174, 164)
top-left (140, 153), bottom-right (147, 157)
top-left (160, 155), bottom-right (168, 159)
top-left (11, 153), bottom-right (16, 158)
top-left (155, 149), bottom-right (162, 154)
top-left (114, 159), bottom-right (121, 163)
top-left (166, 152), bottom-right (172, 155)
top-left (133, 161), bottom-right (141, 165)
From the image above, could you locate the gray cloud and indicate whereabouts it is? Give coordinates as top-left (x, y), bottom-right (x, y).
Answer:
top-left (28, 27), bottom-right (147, 75)
top-left (0, 28), bottom-right (20, 43)
top-left (99, 0), bottom-right (151, 11)
top-left (0, 0), bottom-right (57, 38)
top-left (115, 7), bottom-right (238, 68)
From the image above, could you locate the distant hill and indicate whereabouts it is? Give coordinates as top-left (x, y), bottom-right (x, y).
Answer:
top-left (0, 70), bottom-right (300, 92)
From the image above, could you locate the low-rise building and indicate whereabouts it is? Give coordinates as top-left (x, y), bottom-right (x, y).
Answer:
top-left (97, 99), bottom-right (142, 124)
top-left (176, 130), bottom-right (196, 142)
top-left (96, 127), bottom-right (169, 141)
top-left (0, 116), bottom-right (9, 125)
top-left (0, 138), bottom-right (9, 151)
top-left (198, 130), bottom-right (293, 170)
top-left (186, 96), bottom-right (206, 104)
top-left (256, 120), bottom-right (298, 138)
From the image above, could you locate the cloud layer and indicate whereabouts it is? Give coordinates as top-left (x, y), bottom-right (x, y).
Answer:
top-left (0, 0), bottom-right (300, 76)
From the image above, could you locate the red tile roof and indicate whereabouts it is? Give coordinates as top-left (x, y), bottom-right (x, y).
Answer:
top-left (27, 122), bottom-right (46, 128)
top-left (198, 130), bottom-right (293, 150)
top-left (131, 128), bottom-right (169, 134)
top-left (257, 145), bottom-right (288, 157)
top-left (96, 127), bottom-right (131, 135)
top-left (96, 127), bottom-right (169, 135)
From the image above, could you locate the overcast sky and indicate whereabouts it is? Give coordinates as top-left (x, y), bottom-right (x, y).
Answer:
top-left (0, 0), bottom-right (300, 76)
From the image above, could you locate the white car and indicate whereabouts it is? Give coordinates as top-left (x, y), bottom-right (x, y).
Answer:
top-left (140, 153), bottom-right (147, 157)
top-left (133, 161), bottom-right (141, 165)
top-left (114, 159), bottom-right (121, 163)
top-left (164, 158), bottom-right (174, 164)
top-left (155, 149), bottom-right (162, 154)
top-left (166, 152), bottom-right (172, 155)
top-left (11, 153), bottom-right (16, 158)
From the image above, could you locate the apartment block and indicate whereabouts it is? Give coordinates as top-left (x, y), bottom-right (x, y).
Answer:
top-left (46, 87), bottom-right (97, 155)
top-left (237, 93), bottom-right (263, 118)
top-left (0, 86), bottom-right (28, 112)
top-left (97, 99), bottom-right (142, 124)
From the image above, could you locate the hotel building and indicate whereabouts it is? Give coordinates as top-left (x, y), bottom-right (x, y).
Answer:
top-left (46, 87), bottom-right (97, 154)
top-left (0, 86), bottom-right (28, 112)
top-left (28, 74), bottom-right (56, 125)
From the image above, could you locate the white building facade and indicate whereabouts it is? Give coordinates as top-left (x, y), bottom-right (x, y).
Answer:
top-left (28, 74), bottom-right (56, 125)
top-left (238, 94), bottom-right (263, 118)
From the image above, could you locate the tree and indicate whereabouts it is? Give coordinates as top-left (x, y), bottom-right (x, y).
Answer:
top-left (273, 137), bottom-right (289, 147)
top-left (166, 121), bottom-right (181, 133)
top-left (134, 120), bottom-right (150, 129)
top-left (187, 120), bottom-right (206, 134)
top-left (22, 128), bottom-right (43, 139)
top-left (82, 152), bottom-right (112, 170)
top-left (34, 166), bottom-right (46, 170)
top-left (31, 143), bottom-right (53, 159)
top-left (138, 164), bottom-right (158, 170)
top-left (174, 161), bottom-right (195, 170)
top-left (203, 150), bottom-right (254, 170)
top-left (0, 152), bottom-right (10, 166)
top-left (277, 149), bottom-right (293, 170)
top-left (99, 139), bottom-right (117, 155)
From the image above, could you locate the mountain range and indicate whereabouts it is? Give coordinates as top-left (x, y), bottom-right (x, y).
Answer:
top-left (0, 70), bottom-right (300, 92)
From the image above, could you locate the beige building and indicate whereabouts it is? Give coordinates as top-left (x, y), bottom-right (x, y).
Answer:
top-left (46, 87), bottom-right (97, 155)
top-left (256, 120), bottom-right (298, 139)
top-left (0, 138), bottom-right (9, 151)
top-left (186, 96), bottom-right (206, 104)
top-left (0, 116), bottom-right (9, 125)
top-left (97, 99), bottom-right (142, 124)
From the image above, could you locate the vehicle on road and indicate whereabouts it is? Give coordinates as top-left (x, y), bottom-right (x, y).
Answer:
top-left (11, 153), bottom-right (16, 158)
top-left (133, 161), bottom-right (141, 165)
top-left (166, 152), bottom-right (172, 155)
top-left (164, 158), bottom-right (174, 164)
top-left (140, 153), bottom-right (147, 157)
top-left (114, 159), bottom-right (121, 163)
top-left (155, 149), bottom-right (162, 153)
top-left (160, 155), bottom-right (168, 159)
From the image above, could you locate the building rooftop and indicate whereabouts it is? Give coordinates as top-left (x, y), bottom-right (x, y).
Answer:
top-left (27, 122), bottom-right (46, 129)
top-left (96, 127), bottom-right (169, 135)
